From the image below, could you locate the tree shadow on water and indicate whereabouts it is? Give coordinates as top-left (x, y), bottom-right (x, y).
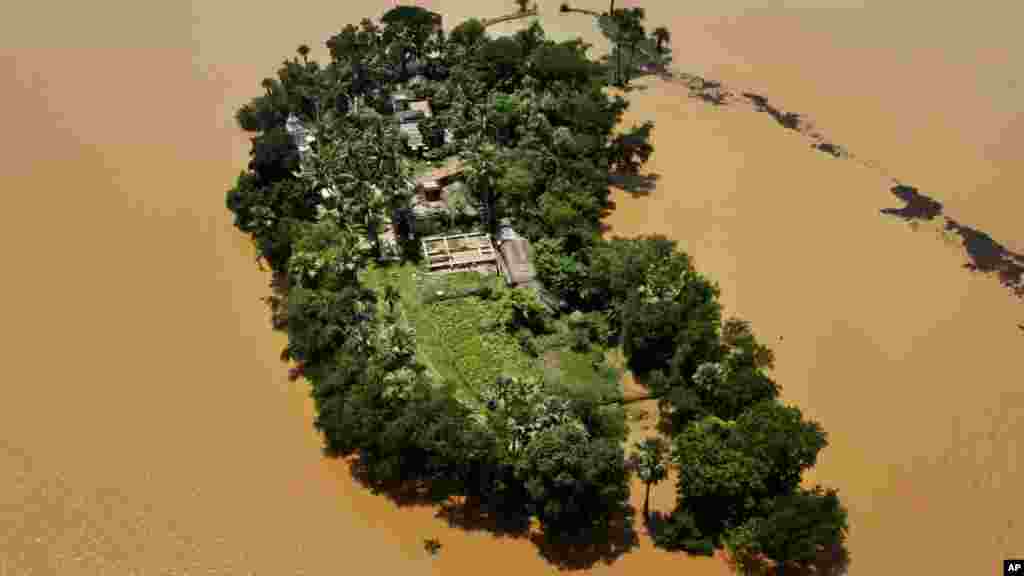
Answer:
top-left (347, 455), bottom-right (446, 509)
top-left (529, 507), bottom-right (641, 570)
top-left (608, 172), bottom-right (660, 197)
top-left (724, 543), bottom-right (852, 576)
top-left (435, 496), bottom-right (532, 538)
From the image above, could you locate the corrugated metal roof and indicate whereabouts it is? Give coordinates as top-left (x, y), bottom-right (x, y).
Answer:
top-left (500, 237), bottom-right (536, 286)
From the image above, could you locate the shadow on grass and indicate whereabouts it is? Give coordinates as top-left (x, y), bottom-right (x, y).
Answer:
top-left (608, 172), bottom-right (660, 197)
top-left (529, 506), bottom-right (641, 570)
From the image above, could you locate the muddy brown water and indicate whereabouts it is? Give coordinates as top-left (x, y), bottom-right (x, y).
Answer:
top-left (2, 0), bottom-right (1020, 574)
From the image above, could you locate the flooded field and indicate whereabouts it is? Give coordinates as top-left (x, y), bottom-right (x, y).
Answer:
top-left (2, 0), bottom-right (1019, 573)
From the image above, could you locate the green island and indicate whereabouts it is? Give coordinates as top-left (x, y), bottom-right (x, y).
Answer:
top-left (226, 4), bottom-right (850, 574)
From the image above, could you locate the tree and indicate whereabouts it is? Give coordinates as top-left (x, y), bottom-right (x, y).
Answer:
top-left (515, 0), bottom-right (530, 13)
top-left (462, 138), bottom-right (505, 235)
top-left (285, 283), bottom-right (377, 377)
top-left (621, 250), bottom-right (722, 376)
top-left (287, 219), bottom-right (368, 290)
top-left (732, 400), bottom-right (828, 495)
top-left (628, 437), bottom-right (669, 520)
top-left (608, 121), bottom-right (653, 174)
top-left (652, 26), bottom-right (671, 54)
top-left (249, 126), bottom-right (301, 183)
top-left (662, 416), bottom-right (771, 549)
top-left (516, 422), bottom-right (630, 538)
top-left (380, 5), bottom-right (439, 58)
top-left (449, 18), bottom-right (487, 48)
top-left (726, 487), bottom-right (849, 576)
top-left (622, 8), bottom-right (647, 84)
top-left (297, 44), bottom-right (311, 64)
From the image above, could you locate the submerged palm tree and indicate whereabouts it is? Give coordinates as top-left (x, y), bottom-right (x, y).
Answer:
top-left (629, 436), bottom-right (668, 520)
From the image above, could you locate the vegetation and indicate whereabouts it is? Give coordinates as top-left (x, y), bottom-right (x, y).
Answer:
top-left (225, 4), bottom-right (847, 571)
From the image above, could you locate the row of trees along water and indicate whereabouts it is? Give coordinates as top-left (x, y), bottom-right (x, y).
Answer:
top-left (225, 4), bottom-right (849, 573)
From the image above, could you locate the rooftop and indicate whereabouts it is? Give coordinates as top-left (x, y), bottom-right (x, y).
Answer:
top-left (498, 236), bottom-right (537, 286)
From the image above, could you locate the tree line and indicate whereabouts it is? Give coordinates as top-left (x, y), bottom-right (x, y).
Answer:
top-left (224, 4), bottom-right (848, 572)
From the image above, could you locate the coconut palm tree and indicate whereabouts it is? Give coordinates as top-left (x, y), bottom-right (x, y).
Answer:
top-left (628, 436), bottom-right (668, 521)
top-left (462, 137), bottom-right (504, 235)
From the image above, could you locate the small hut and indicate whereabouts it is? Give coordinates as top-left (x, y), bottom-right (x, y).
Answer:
top-left (496, 227), bottom-right (537, 287)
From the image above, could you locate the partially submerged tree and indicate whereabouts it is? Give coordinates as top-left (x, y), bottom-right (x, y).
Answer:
top-left (725, 486), bottom-right (849, 576)
top-left (628, 436), bottom-right (669, 520)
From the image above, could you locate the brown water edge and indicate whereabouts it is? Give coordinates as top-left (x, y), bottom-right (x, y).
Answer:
top-left (0, 1), bottom-right (726, 574)
top-left (602, 67), bottom-right (1023, 574)
top-left (4, 0), bottom-right (1021, 573)
top-left (658, 69), bottom-right (1024, 302)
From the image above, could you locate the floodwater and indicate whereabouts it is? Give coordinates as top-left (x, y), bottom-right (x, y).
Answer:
top-left (1, 0), bottom-right (1019, 574)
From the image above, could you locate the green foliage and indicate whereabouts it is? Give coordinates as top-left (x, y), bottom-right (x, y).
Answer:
top-left (516, 423), bottom-right (630, 538)
top-left (628, 436), bottom-right (669, 518)
top-left (659, 402), bottom-right (831, 553)
top-left (288, 219), bottom-right (368, 290)
top-left (529, 42), bottom-right (603, 88)
top-left (620, 248), bottom-right (722, 377)
top-left (725, 487), bottom-right (849, 572)
top-left (670, 416), bottom-right (771, 539)
top-left (285, 284), bottom-right (377, 372)
top-left (732, 400), bottom-right (828, 495)
top-left (495, 285), bottom-right (552, 335)
top-left (608, 121), bottom-right (654, 174)
top-left (449, 18), bottom-right (488, 48)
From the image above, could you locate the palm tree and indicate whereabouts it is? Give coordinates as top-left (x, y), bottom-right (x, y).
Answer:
top-left (462, 138), bottom-right (504, 235)
top-left (628, 436), bottom-right (668, 521)
top-left (652, 26), bottom-right (671, 54)
top-left (297, 44), bottom-right (311, 64)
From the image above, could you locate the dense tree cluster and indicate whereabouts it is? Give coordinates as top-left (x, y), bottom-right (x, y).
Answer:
top-left (224, 5), bottom-right (847, 570)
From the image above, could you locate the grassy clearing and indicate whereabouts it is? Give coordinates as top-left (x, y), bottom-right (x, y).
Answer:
top-left (363, 263), bottom-right (625, 404)
top-left (363, 264), bottom-right (541, 398)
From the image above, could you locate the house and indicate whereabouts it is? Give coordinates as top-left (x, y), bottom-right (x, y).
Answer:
top-left (392, 93), bottom-right (437, 151)
top-left (414, 157), bottom-right (465, 203)
top-left (495, 226), bottom-right (537, 287)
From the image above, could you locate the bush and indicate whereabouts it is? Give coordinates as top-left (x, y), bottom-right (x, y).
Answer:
top-left (654, 508), bottom-right (716, 555)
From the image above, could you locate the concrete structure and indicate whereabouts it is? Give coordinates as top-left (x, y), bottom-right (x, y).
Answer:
top-left (421, 232), bottom-right (498, 274)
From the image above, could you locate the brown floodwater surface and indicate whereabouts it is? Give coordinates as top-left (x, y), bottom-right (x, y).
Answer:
top-left (2, 0), bottom-right (1020, 574)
